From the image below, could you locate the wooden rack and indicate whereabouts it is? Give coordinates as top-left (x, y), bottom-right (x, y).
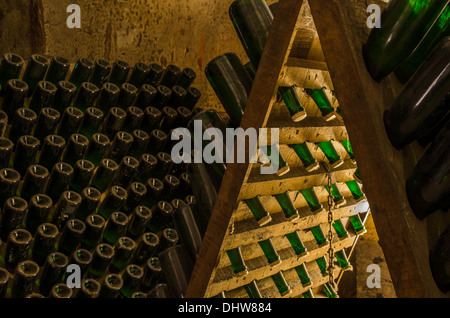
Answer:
top-left (186, 0), bottom-right (450, 298)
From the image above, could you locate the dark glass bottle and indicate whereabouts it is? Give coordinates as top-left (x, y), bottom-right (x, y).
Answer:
top-left (159, 65), bottom-right (182, 88)
top-left (13, 135), bottom-right (40, 176)
top-left (109, 236), bottom-right (136, 273)
top-left (75, 187), bottom-right (101, 222)
top-left (384, 37), bottom-right (450, 149)
top-left (184, 87), bottom-right (202, 110)
top-left (346, 180), bottom-right (366, 202)
top-left (147, 63), bottom-right (164, 87)
top-left (97, 185), bottom-right (127, 219)
top-left (69, 248), bottom-right (93, 280)
top-left (116, 83), bottom-right (138, 110)
top-left (81, 213), bottom-right (106, 250)
top-left (22, 54), bottom-right (50, 96)
top-left (147, 201), bottom-right (174, 233)
top-left (52, 190), bottom-right (82, 230)
top-left (112, 156), bottom-right (139, 187)
top-left (322, 282), bottom-right (338, 298)
top-left (88, 243), bottom-right (115, 278)
top-left (0, 167), bottom-right (21, 204)
top-left (318, 140), bottom-right (344, 169)
top-left (84, 133), bottom-right (111, 166)
top-left (132, 232), bottom-right (160, 264)
top-left (53, 81), bottom-right (77, 113)
top-left (205, 52), bottom-right (253, 127)
top-left (76, 279), bottom-right (101, 298)
top-left (135, 84), bottom-right (157, 109)
top-left (147, 129), bottom-right (168, 156)
top-left (363, 0), bottom-right (448, 81)
top-left (324, 183), bottom-right (347, 208)
top-left (349, 213), bottom-right (367, 235)
top-left (134, 153), bottom-right (157, 183)
top-left (176, 67), bottom-right (197, 89)
top-left (278, 86), bottom-right (307, 122)
top-left (120, 264), bottom-right (144, 298)
top-left (57, 219), bottom-right (86, 256)
top-left (142, 107), bottom-right (162, 133)
top-left (128, 62), bottom-right (150, 88)
top-left (143, 178), bottom-right (164, 208)
top-left (33, 107), bottom-right (61, 142)
top-left (417, 94), bottom-right (450, 147)
top-left (129, 130), bottom-right (150, 159)
top-left (406, 117), bottom-right (450, 219)
top-left (229, 0), bottom-right (273, 68)
top-left (98, 273), bottom-right (123, 298)
top-left (45, 56), bottom-right (70, 85)
top-left (141, 257), bottom-right (163, 291)
top-left (25, 194), bottom-right (53, 235)
top-left (274, 191), bottom-right (299, 221)
top-left (45, 162), bottom-right (74, 201)
top-left (38, 135), bottom-right (66, 170)
top-left (123, 106), bottom-right (144, 133)
top-left (8, 107), bottom-right (37, 143)
top-left (11, 260), bottom-right (40, 298)
top-left (96, 82), bottom-right (120, 111)
top-left (31, 223), bottom-right (59, 266)
top-left (49, 283), bottom-right (73, 298)
top-left (127, 205), bottom-right (152, 239)
top-left (226, 246), bottom-right (248, 276)
top-left (0, 138), bottom-right (13, 169)
top-left (69, 58), bottom-right (95, 89)
top-left (0, 53), bottom-right (24, 96)
top-left (62, 133), bottom-right (89, 166)
top-left (90, 59), bottom-right (112, 88)
top-left (172, 204), bottom-right (203, 261)
top-left (57, 107), bottom-right (84, 140)
top-left (0, 267), bottom-right (9, 298)
top-left (305, 88), bottom-right (338, 121)
top-left (91, 158), bottom-right (119, 193)
top-left (316, 255), bottom-right (328, 276)
top-left (335, 249), bottom-right (352, 271)
top-left (152, 85), bottom-right (172, 109)
top-left (311, 225), bottom-right (328, 247)
top-left (79, 107), bottom-right (104, 139)
top-left (2, 79), bottom-right (29, 119)
top-left (169, 85), bottom-right (187, 108)
top-left (70, 159), bottom-right (95, 193)
top-left (0, 197), bottom-right (28, 242)
top-left (102, 211), bottom-right (129, 245)
top-left (101, 107), bottom-right (127, 140)
top-left (73, 82), bottom-right (100, 113)
top-left (39, 252), bottom-right (68, 296)
top-left (341, 140), bottom-right (356, 164)
top-left (4, 229), bottom-right (32, 272)
top-left (108, 60), bottom-right (130, 87)
top-left (28, 81), bottom-right (57, 113)
top-left (333, 218), bottom-right (349, 239)
top-left (429, 225), bottom-right (450, 293)
top-left (259, 145), bottom-right (290, 176)
top-left (123, 182), bottom-right (148, 215)
top-left (0, 112), bottom-right (8, 138)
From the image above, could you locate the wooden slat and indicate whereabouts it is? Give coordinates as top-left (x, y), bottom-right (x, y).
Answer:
top-left (308, 0), bottom-right (450, 298)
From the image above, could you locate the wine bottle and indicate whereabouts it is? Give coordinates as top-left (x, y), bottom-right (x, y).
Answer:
top-left (38, 135), bottom-right (66, 170)
top-left (305, 88), bottom-right (337, 121)
top-left (349, 213), bottom-right (367, 235)
top-left (101, 107), bottom-right (127, 140)
top-left (340, 140), bottom-right (356, 164)
top-left (0, 53), bottom-right (24, 96)
top-left (127, 206), bottom-right (152, 239)
top-left (244, 280), bottom-right (262, 298)
top-left (132, 232), bottom-right (160, 264)
top-left (123, 106), bottom-right (144, 133)
top-left (116, 83), bottom-right (138, 110)
top-left (324, 183), bottom-right (347, 208)
top-left (159, 64), bottom-right (182, 88)
top-left (88, 243), bottom-right (115, 278)
top-left (53, 81), bottom-right (77, 113)
top-left (91, 159), bottom-right (119, 193)
top-left (73, 82), bottom-right (100, 113)
top-left (31, 223), bottom-right (59, 266)
top-left (4, 229), bottom-right (32, 272)
top-left (285, 230), bottom-right (308, 257)
top-left (302, 288), bottom-right (315, 298)
top-left (172, 204), bottom-right (203, 261)
top-left (345, 180), bottom-right (366, 202)
top-left (0, 197), bottom-right (28, 242)
top-left (76, 279), bottom-right (101, 298)
top-left (80, 214), bottom-right (106, 250)
top-left (294, 263), bottom-right (312, 287)
top-left (69, 58), bottom-right (94, 89)
top-left (102, 211), bottom-right (130, 246)
top-left (98, 273), bottom-right (123, 298)
top-left (25, 194), bottom-right (53, 236)
top-left (90, 59), bottom-right (112, 88)
top-left (112, 156), bottom-right (139, 188)
top-left (335, 249), bottom-right (352, 271)
top-left (147, 201), bottom-right (174, 234)
top-left (123, 183), bottom-right (148, 215)
top-left (11, 260), bottom-right (40, 298)
top-left (106, 131), bottom-right (134, 163)
top-left (45, 56), bottom-right (70, 86)
top-left (244, 195), bottom-right (272, 226)
top-left (322, 282), bottom-right (338, 298)
top-left (28, 81), bottom-right (57, 113)
top-left (69, 248), bottom-right (93, 280)
top-left (258, 238), bottom-right (282, 266)
top-left (8, 108), bottom-right (37, 143)
top-left (292, 142), bottom-right (320, 172)
top-left (300, 187), bottom-right (325, 213)
top-left (184, 87), bottom-right (202, 110)
top-left (128, 130), bottom-right (150, 159)
top-left (363, 0), bottom-right (448, 81)
top-left (429, 225), bottom-right (450, 293)
top-left (57, 107), bottom-right (84, 140)
top-left (274, 191), bottom-right (299, 221)
top-left (79, 107), bottom-right (104, 139)
top-left (143, 107), bottom-right (162, 133)
top-left (22, 54), bottom-right (50, 96)
top-left (0, 137), bottom-right (13, 168)
top-left (146, 63), bottom-right (164, 87)
top-left (271, 271), bottom-right (291, 296)
top-left (119, 264), bottom-right (144, 298)
top-left (311, 225), bottom-right (328, 248)
top-left (75, 187), bottom-right (102, 221)
top-left (384, 37), bottom-right (450, 149)
top-left (2, 79), bottom-right (28, 119)
top-left (96, 82), bottom-right (120, 111)
top-left (141, 257), bottom-right (163, 291)
top-left (13, 135), bottom-right (40, 176)
top-left (317, 140), bottom-right (344, 169)
top-left (229, 0), bottom-right (273, 68)
top-left (259, 145), bottom-right (290, 176)
top-left (0, 168), bottom-right (21, 204)
top-left (416, 93), bottom-right (450, 147)
top-left (39, 252), bottom-right (68, 296)
top-left (332, 218), bottom-right (349, 239)
top-left (97, 185), bottom-right (127, 220)
top-left (45, 162), bottom-right (74, 201)
top-left (84, 133), bottom-right (111, 166)
top-left (278, 86), bottom-right (307, 122)
top-left (69, 159), bottom-right (95, 193)
top-left (406, 117), bottom-right (450, 219)
top-left (108, 60), bottom-right (130, 87)
top-left (57, 219), bottom-right (86, 256)
top-left (109, 236), bottom-right (136, 273)
top-left (33, 107), bottom-right (61, 142)
top-left (226, 246), bottom-right (248, 276)
top-left (134, 84), bottom-right (157, 109)
top-left (316, 255), bottom-right (328, 276)
top-left (62, 133), bottom-right (89, 166)
top-left (143, 178), bottom-right (164, 208)
top-left (127, 62), bottom-right (149, 88)
top-left (49, 283), bottom-right (73, 298)
top-left (51, 190), bottom-right (82, 231)
top-left (205, 52), bottom-right (253, 127)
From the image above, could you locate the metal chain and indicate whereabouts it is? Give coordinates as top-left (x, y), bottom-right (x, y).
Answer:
top-left (323, 162), bottom-right (337, 292)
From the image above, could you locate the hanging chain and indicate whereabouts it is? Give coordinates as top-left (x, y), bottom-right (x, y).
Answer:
top-left (323, 162), bottom-right (337, 292)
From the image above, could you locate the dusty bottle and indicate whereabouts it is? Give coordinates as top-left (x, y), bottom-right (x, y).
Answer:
top-left (31, 223), bottom-right (59, 266)
top-left (258, 238), bottom-right (281, 266)
top-left (22, 54), bottom-right (50, 96)
top-left (25, 194), bottom-right (53, 235)
top-left (102, 211), bottom-right (129, 245)
top-left (4, 229), bottom-right (32, 272)
top-left (88, 243), bottom-right (115, 278)
top-left (38, 134), bottom-right (66, 166)
top-left (8, 108), bottom-right (37, 144)
top-left (45, 56), bottom-right (70, 85)
top-left (271, 271), bottom-right (291, 296)
top-left (80, 213), bottom-right (106, 250)
top-left (0, 53), bottom-right (24, 96)
top-left (109, 236), bottom-right (136, 273)
top-left (11, 260), bottom-right (40, 298)
top-left (300, 187), bottom-right (325, 213)
top-left (39, 252), bottom-right (68, 296)
top-left (0, 197), bottom-right (28, 242)
top-left (97, 185), bottom-right (127, 220)
top-left (90, 59), bottom-right (112, 88)
top-left (108, 60), bottom-right (130, 87)
top-left (33, 107), bottom-right (61, 142)
top-left (57, 219), bottom-right (86, 255)
top-left (69, 58), bottom-right (95, 89)
top-left (0, 138), bottom-right (13, 169)
top-left (2, 79), bottom-right (29, 119)
top-left (28, 81), bottom-right (57, 113)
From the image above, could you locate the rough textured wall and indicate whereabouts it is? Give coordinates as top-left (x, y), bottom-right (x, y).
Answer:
top-left (40, 0), bottom-right (276, 112)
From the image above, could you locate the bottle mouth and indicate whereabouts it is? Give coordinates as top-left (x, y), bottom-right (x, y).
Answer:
top-left (164, 175), bottom-right (180, 188)
top-left (116, 131), bottom-right (133, 142)
top-left (105, 274), bottom-right (123, 289)
top-left (53, 56), bottom-right (70, 66)
top-left (147, 178), bottom-right (163, 191)
top-left (127, 105), bottom-right (144, 116)
top-left (86, 214), bottom-right (106, 228)
top-left (157, 85), bottom-right (171, 95)
top-left (17, 260), bottom-right (39, 277)
top-left (8, 79), bottom-right (28, 90)
top-left (96, 59), bottom-right (111, 69)
top-left (170, 198), bottom-right (186, 210)
top-left (121, 83), bottom-right (137, 93)
top-left (4, 53), bottom-right (24, 65)
top-left (82, 279), bottom-right (101, 295)
top-left (31, 194), bottom-right (53, 208)
top-left (86, 107), bottom-right (104, 118)
top-left (67, 218), bottom-right (86, 234)
top-left (79, 58), bottom-right (94, 68)
top-left (151, 129), bottom-right (167, 140)
top-left (130, 182), bottom-right (147, 196)
top-left (0, 267), bottom-right (9, 284)
top-left (46, 134), bottom-right (66, 147)
top-left (51, 283), bottom-right (73, 298)
top-left (58, 81), bottom-right (77, 91)
top-left (166, 64), bottom-right (181, 74)
top-left (132, 129), bottom-right (149, 141)
top-left (0, 138), bottom-right (13, 151)
top-left (135, 62), bottom-right (150, 72)
top-left (141, 153), bottom-right (157, 166)
top-left (122, 156), bottom-right (139, 168)
top-left (81, 82), bottom-right (99, 93)
top-left (48, 252), bottom-right (69, 268)
top-left (185, 195), bottom-right (196, 205)
top-left (1, 168), bottom-right (21, 182)
top-left (41, 107), bottom-right (60, 119)
top-left (140, 84), bottom-right (157, 94)
top-left (101, 158), bottom-right (119, 169)
top-left (143, 232), bottom-right (159, 246)
top-left (73, 248), bottom-right (93, 265)
top-left (10, 229), bottom-right (32, 244)
top-left (31, 54), bottom-right (49, 66)
top-left (147, 257), bottom-right (162, 271)
top-left (38, 81), bottom-right (57, 93)
top-left (117, 236), bottom-right (136, 250)
top-left (145, 106), bottom-right (162, 117)
top-left (110, 107), bottom-right (126, 118)
top-left (66, 106), bottom-right (84, 118)
top-left (70, 133), bottom-right (89, 145)
top-left (162, 106), bottom-right (177, 117)
top-left (102, 82), bottom-right (120, 93)
top-left (110, 185), bottom-right (127, 199)
top-left (163, 228), bottom-right (178, 242)
top-left (38, 223), bottom-right (59, 238)
top-left (135, 205), bottom-right (152, 218)
top-left (76, 159), bottom-right (95, 171)
top-left (115, 60), bottom-right (129, 69)
top-left (63, 190), bottom-right (82, 204)
top-left (177, 106), bottom-right (191, 116)
top-left (173, 85), bottom-right (187, 95)
top-left (96, 243), bottom-right (114, 258)
top-left (17, 107), bottom-right (37, 121)
top-left (56, 162), bottom-right (74, 175)
top-left (158, 201), bottom-right (174, 215)
top-left (111, 211), bottom-right (128, 226)
top-left (157, 152), bottom-right (172, 163)
top-left (6, 197), bottom-right (28, 211)
top-left (183, 67), bottom-right (196, 78)
top-left (28, 164), bottom-right (49, 178)
top-left (83, 187), bottom-right (102, 200)
top-left (187, 86), bottom-right (201, 97)
top-left (126, 264), bottom-right (143, 279)
top-left (150, 63), bottom-right (163, 73)
top-left (93, 133), bottom-right (110, 145)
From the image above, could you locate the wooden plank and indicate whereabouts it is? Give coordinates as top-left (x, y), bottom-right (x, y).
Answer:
top-left (185, 0), bottom-right (305, 298)
top-left (308, 0), bottom-right (450, 298)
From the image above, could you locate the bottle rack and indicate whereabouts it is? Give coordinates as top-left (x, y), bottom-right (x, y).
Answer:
top-left (186, 0), bottom-right (370, 298)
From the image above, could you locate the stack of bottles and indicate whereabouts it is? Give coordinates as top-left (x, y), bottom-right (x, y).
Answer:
top-left (0, 52), bottom-right (211, 298)
top-left (363, 1), bottom-right (450, 293)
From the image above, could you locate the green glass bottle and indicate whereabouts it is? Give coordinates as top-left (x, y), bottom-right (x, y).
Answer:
top-left (300, 187), bottom-right (324, 213)
top-left (278, 86), bottom-right (307, 122)
top-left (332, 219), bottom-right (349, 239)
top-left (345, 180), bottom-right (366, 202)
top-left (302, 288), bottom-right (315, 298)
top-left (244, 280), bottom-right (262, 298)
top-left (244, 195), bottom-right (272, 226)
top-left (335, 249), bottom-right (352, 271)
top-left (354, 169), bottom-right (362, 183)
top-left (349, 213), bottom-right (367, 235)
top-left (88, 243), bottom-right (115, 278)
top-left (259, 145), bottom-right (290, 176)
top-left (363, 0), bottom-right (448, 81)
top-left (294, 263), bottom-right (312, 287)
top-left (305, 88), bottom-right (337, 121)
top-left (258, 238), bottom-right (282, 266)
top-left (316, 255), bottom-right (328, 276)
top-left (340, 140), bottom-right (356, 164)
top-left (229, 0), bottom-right (273, 68)
top-left (396, 5), bottom-right (450, 83)
top-left (324, 183), bottom-right (346, 208)
top-left (226, 247), bottom-right (248, 276)
top-left (322, 282), bottom-right (338, 298)
top-left (285, 231), bottom-right (308, 257)
top-left (274, 191), bottom-right (299, 221)
top-left (311, 225), bottom-right (328, 247)
top-left (318, 140), bottom-right (344, 169)
top-left (271, 271), bottom-right (291, 296)
top-left (205, 52), bottom-right (253, 127)
top-left (292, 142), bottom-right (320, 172)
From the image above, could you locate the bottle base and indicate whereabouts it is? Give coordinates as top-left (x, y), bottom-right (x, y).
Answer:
top-left (291, 111), bottom-right (307, 122)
